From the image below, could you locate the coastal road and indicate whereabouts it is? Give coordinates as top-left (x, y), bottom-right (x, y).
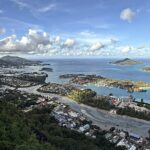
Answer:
top-left (17, 85), bottom-right (150, 137)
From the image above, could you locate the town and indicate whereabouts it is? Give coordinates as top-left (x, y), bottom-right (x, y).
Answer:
top-left (0, 87), bottom-right (149, 150)
top-left (17, 91), bottom-right (150, 150)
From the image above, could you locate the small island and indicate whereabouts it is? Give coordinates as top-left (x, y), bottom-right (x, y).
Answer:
top-left (143, 67), bottom-right (150, 72)
top-left (111, 58), bottom-right (143, 65)
top-left (40, 67), bottom-right (53, 72)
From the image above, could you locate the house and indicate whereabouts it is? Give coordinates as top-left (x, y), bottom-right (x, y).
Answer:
top-left (68, 111), bottom-right (78, 118)
top-left (111, 135), bottom-right (120, 144)
top-left (36, 97), bottom-right (46, 104)
top-left (129, 145), bottom-right (136, 150)
top-left (105, 133), bottom-right (113, 140)
top-left (129, 133), bottom-right (140, 141)
top-left (119, 131), bottom-right (126, 138)
top-left (79, 124), bottom-right (90, 132)
top-left (109, 109), bottom-right (117, 114)
top-left (117, 139), bottom-right (130, 148)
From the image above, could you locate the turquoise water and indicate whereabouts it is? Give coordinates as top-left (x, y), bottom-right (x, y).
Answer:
top-left (41, 58), bottom-right (150, 103)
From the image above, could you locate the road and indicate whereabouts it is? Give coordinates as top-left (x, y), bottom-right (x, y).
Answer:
top-left (16, 85), bottom-right (150, 137)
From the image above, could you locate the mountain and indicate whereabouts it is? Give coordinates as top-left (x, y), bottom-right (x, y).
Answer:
top-left (0, 59), bottom-right (11, 66)
top-left (0, 55), bottom-right (41, 67)
top-left (111, 58), bottom-right (143, 65)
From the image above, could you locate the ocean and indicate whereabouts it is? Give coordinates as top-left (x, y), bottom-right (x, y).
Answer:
top-left (41, 58), bottom-right (150, 103)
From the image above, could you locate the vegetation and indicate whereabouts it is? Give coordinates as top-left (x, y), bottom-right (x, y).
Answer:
top-left (38, 83), bottom-right (76, 96)
top-left (0, 55), bottom-right (40, 67)
top-left (0, 100), bottom-right (125, 150)
top-left (17, 73), bottom-right (48, 83)
top-left (98, 78), bottom-right (149, 92)
top-left (117, 107), bottom-right (150, 121)
top-left (68, 89), bottom-right (96, 102)
top-left (136, 100), bottom-right (150, 110)
top-left (111, 58), bottom-right (143, 65)
top-left (69, 89), bottom-right (150, 121)
top-left (0, 102), bottom-right (57, 150)
top-left (148, 129), bottom-right (150, 138)
top-left (0, 89), bottom-right (39, 108)
top-left (40, 67), bottom-right (53, 72)
top-left (143, 67), bottom-right (150, 72)
top-left (68, 89), bottom-right (114, 110)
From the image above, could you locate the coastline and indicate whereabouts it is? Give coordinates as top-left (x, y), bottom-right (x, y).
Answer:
top-left (11, 85), bottom-right (150, 137)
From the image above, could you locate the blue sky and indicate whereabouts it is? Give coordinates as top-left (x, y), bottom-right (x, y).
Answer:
top-left (0, 0), bottom-right (150, 58)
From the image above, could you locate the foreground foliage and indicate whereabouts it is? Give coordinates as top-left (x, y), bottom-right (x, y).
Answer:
top-left (0, 101), bottom-right (125, 150)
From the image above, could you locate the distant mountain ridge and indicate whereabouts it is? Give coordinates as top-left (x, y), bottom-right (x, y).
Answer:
top-left (0, 55), bottom-right (40, 67)
top-left (111, 58), bottom-right (143, 65)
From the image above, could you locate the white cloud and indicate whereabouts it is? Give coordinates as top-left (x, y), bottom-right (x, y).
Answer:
top-left (121, 46), bottom-right (132, 53)
top-left (120, 8), bottom-right (135, 22)
top-left (55, 36), bottom-right (61, 43)
top-left (11, 0), bottom-right (29, 9)
top-left (0, 35), bottom-right (18, 52)
top-left (37, 4), bottom-right (57, 12)
top-left (0, 28), bottom-right (6, 34)
top-left (90, 42), bottom-right (104, 51)
top-left (0, 29), bottom-right (76, 55)
top-left (0, 29), bottom-right (51, 53)
top-left (1, 29), bottom-right (140, 57)
top-left (64, 38), bottom-right (75, 47)
top-left (77, 30), bottom-right (118, 45)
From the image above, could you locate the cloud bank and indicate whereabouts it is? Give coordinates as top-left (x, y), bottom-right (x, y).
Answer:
top-left (0, 28), bottom-right (148, 57)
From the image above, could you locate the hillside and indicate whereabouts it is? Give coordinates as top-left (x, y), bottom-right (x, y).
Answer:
top-left (111, 58), bottom-right (143, 65)
top-left (0, 55), bottom-right (40, 67)
top-left (0, 100), bottom-right (123, 150)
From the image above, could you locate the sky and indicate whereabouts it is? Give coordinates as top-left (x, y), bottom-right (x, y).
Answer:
top-left (0, 0), bottom-right (150, 58)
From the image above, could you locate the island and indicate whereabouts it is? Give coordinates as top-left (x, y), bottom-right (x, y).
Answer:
top-left (0, 55), bottom-right (41, 68)
top-left (143, 67), bottom-right (150, 72)
top-left (40, 67), bottom-right (53, 72)
top-left (59, 74), bottom-right (149, 92)
top-left (110, 58), bottom-right (143, 65)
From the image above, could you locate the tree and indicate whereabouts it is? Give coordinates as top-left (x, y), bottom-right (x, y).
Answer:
top-left (148, 129), bottom-right (150, 138)
top-left (141, 98), bottom-right (144, 104)
top-left (109, 93), bottom-right (113, 96)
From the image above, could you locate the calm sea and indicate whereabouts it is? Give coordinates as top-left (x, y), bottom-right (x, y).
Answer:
top-left (41, 58), bottom-right (150, 103)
